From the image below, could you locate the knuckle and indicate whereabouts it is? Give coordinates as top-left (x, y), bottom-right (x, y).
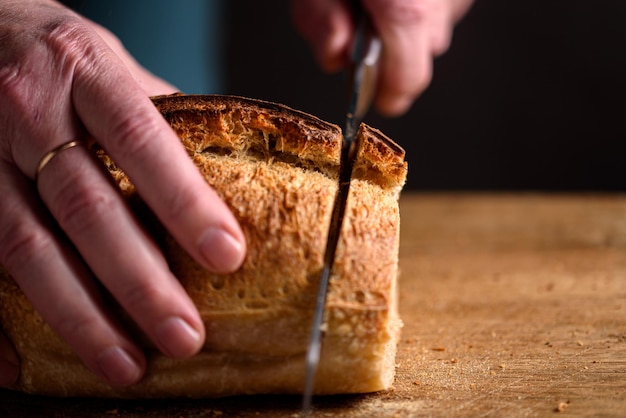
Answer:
top-left (163, 182), bottom-right (202, 225)
top-left (51, 312), bottom-right (102, 349)
top-left (51, 178), bottom-right (118, 235)
top-left (106, 112), bottom-right (164, 161)
top-left (0, 164), bottom-right (54, 272)
top-left (41, 16), bottom-right (101, 67)
top-left (367, 0), bottom-right (430, 25)
top-left (118, 279), bottom-right (168, 319)
top-left (0, 15), bottom-right (98, 163)
top-left (0, 222), bottom-right (55, 273)
top-left (38, 16), bottom-right (115, 100)
top-left (0, 63), bottom-right (26, 104)
top-left (0, 63), bottom-right (41, 154)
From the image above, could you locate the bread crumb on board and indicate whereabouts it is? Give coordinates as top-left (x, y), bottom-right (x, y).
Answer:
top-left (554, 400), bottom-right (570, 412)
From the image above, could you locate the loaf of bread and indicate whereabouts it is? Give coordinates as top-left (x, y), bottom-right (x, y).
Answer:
top-left (0, 94), bottom-right (407, 398)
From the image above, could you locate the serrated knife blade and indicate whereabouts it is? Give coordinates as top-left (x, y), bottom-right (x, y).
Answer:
top-left (302, 10), bottom-right (381, 414)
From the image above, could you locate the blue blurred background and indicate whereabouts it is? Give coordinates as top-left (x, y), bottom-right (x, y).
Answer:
top-left (64, 0), bottom-right (225, 94)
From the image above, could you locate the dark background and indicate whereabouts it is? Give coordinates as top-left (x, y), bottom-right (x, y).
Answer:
top-left (225, 0), bottom-right (626, 191)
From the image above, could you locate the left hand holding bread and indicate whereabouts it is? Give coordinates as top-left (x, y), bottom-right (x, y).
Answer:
top-left (0, 0), bottom-right (246, 388)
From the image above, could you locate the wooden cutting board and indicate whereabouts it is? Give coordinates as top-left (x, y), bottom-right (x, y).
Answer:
top-left (1, 194), bottom-right (625, 417)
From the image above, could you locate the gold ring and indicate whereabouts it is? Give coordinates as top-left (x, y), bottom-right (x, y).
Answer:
top-left (35, 140), bottom-right (84, 182)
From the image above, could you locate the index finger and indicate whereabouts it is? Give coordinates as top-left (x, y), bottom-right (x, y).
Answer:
top-left (72, 50), bottom-right (247, 274)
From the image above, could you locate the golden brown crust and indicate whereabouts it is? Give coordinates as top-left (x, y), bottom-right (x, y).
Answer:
top-left (0, 94), bottom-right (406, 398)
top-left (150, 94), bottom-right (407, 192)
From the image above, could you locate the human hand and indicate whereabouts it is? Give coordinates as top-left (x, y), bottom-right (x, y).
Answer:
top-left (291, 0), bottom-right (474, 116)
top-left (0, 0), bottom-right (246, 387)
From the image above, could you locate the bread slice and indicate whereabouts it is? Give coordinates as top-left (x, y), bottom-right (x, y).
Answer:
top-left (0, 94), bottom-right (407, 398)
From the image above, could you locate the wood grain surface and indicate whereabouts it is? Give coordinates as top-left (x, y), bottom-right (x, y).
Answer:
top-left (1, 194), bottom-right (625, 417)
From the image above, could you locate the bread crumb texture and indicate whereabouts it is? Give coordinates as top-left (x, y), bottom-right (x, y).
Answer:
top-left (0, 95), bottom-right (406, 398)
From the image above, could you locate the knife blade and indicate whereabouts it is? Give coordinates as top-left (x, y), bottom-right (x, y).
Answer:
top-left (302, 10), bottom-right (381, 413)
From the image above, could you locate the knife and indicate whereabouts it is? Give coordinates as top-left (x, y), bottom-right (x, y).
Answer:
top-left (302, 9), bottom-right (381, 413)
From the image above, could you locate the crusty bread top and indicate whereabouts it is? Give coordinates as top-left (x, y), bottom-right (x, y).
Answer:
top-left (150, 94), bottom-right (407, 192)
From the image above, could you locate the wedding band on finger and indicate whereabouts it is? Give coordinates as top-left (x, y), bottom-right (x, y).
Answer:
top-left (35, 140), bottom-right (85, 182)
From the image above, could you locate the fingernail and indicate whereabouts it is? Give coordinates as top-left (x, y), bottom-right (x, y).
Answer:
top-left (199, 227), bottom-right (245, 273)
top-left (97, 346), bottom-right (142, 386)
top-left (155, 316), bottom-right (201, 358)
top-left (0, 359), bottom-right (19, 387)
